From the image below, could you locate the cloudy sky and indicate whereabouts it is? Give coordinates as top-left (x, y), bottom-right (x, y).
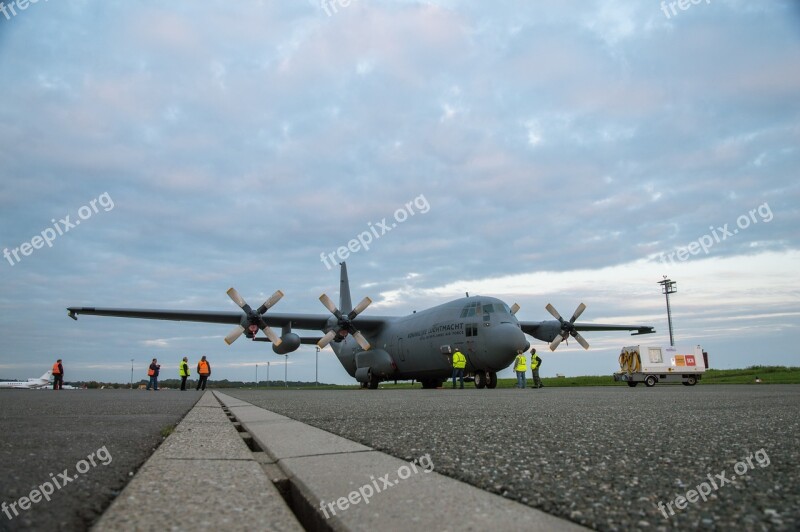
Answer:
top-left (1, 0), bottom-right (798, 385)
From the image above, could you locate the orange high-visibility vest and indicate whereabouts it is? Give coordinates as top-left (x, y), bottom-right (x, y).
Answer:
top-left (198, 360), bottom-right (210, 375)
top-left (52, 362), bottom-right (62, 375)
top-left (147, 367), bottom-right (155, 376)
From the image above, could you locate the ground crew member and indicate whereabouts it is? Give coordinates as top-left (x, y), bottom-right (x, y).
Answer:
top-left (146, 358), bottom-right (161, 391)
top-left (514, 350), bottom-right (527, 389)
top-left (451, 348), bottom-right (466, 389)
top-left (530, 348), bottom-right (543, 388)
top-left (179, 357), bottom-right (190, 391)
top-left (52, 359), bottom-right (63, 390)
top-left (196, 355), bottom-right (211, 391)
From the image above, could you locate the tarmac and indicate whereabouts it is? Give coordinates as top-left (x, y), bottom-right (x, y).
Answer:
top-left (94, 390), bottom-right (585, 532)
top-left (1, 385), bottom-right (798, 531)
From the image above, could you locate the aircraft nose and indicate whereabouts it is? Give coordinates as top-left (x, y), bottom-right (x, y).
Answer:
top-left (487, 323), bottom-right (529, 355)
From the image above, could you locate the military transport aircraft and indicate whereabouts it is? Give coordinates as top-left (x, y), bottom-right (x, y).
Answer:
top-left (67, 263), bottom-right (654, 389)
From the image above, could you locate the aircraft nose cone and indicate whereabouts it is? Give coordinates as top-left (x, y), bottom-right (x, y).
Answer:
top-left (488, 323), bottom-right (529, 355)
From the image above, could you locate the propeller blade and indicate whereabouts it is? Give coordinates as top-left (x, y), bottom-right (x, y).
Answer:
top-left (352, 330), bottom-right (371, 350)
top-left (348, 297), bottom-right (372, 319)
top-left (260, 324), bottom-right (282, 346)
top-left (224, 325), bottom-right (245, 345)
top-left (226, 287), bottom-right (247, 309)
top-left (573, 331), bottom-right (590, 350)
top-left (510, 303), bottom-right (520, 315)
top-left (549, 334), bottom-right (565, 351)
top-left (569, 303), bottom-right (587, 323)
top-left (257, 290), bottom-right (284, 314)
top-left (317, 330), bottom-right (337, 349)
top-left (319, 293), bottom-right (339, 315)
top-left (545, 303), bottom-right (563, 321)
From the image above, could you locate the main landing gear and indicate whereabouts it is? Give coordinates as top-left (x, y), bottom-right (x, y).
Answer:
top-left (473, 370), bottom-right (498, 389)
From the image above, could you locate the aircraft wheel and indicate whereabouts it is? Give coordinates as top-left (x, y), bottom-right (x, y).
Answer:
top-left (685, 376), bottom-right (697, 386)
top-left (367, 372), bottom-right (380, 390)
top-left (474, 371), bottom-right (486, 389)
top-left (421, 379), bottom-right (438, 389)
top-left (627, 381), bottom-right (638, 387)
top-left (486, 372), bottom-right (498, 389)
top-left (644, 375), bottom-right (657, 387)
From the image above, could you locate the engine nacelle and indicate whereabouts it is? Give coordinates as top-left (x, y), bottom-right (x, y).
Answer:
top-left (354, 349), bottom-right (396, 381)
top-left (272, 332), bottom-right (301, 354)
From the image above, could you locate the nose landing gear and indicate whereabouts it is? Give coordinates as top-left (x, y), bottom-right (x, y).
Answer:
top-left (473, 371), bottom-right (498, 389)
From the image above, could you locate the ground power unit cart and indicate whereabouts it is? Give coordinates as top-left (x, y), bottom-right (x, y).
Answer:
top-left (614, 345), bottom-right (708, 387)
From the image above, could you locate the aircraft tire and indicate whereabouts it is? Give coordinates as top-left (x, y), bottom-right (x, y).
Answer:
top-left (367, 372), bottom-right (380, 389)
top-left (474, 371), bottom-right (486, 389)
top-left (486, 372), bottom-right (498, 389)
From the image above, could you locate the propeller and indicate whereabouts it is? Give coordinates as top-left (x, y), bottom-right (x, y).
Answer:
top-left (224, 288), bottom-right (284, 346)
top-left (545, 302), bottom-right (590, 351)
top-left (317, 294), bottom-right (372, 350)
top-left (510, 303), bottom-right (520, 315)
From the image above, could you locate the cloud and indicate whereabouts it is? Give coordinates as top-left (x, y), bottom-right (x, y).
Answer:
top-left (0, 0), bottom-right (798, 384)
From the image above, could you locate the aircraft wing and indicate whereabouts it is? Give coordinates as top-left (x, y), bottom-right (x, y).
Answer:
top-left (520, 320), bottom-right (655, 343)
top-left (66, 307), bottom-right (390, 334)
top-left (67, 307), bottom-right (244, 324)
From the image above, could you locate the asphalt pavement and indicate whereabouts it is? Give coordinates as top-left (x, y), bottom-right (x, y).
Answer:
top-left (0, 389), bottom-right (199, 531)
top-left (226, 385), bottom-right (800, 531)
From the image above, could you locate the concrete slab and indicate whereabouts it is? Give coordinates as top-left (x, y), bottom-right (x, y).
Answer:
top-left (93, 459), bottom-right (302, 532)
top-left (193, 391), bottom-right (221, 407)
top-left (281, 452), bottom-right (587, 531)
top-left (179, 405), bottom-right (232, 424)
top-left (243, 419), bottom-right (371, 460)
top-left (95, 390), bottom-right (303, 532)
top-left (226, 404), bottom-right (292, 423)
top-left (155, 421), bottom-right (253, 461)
top-left (213, 392), bottom-right (252, 407)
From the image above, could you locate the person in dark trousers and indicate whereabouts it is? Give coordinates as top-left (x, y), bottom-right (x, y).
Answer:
top-left (451, 349), bottom-right (466, 389)
top-left (530, 348), bottom-right (543, 388)
top-left (179, 357), bottom-right (190, 391)
top-left (196, 355), bottom-right (211, 390)
top-left (146, 358), bottom-right (161, 391)
top-left (52, 359), bottom-right (64, 390)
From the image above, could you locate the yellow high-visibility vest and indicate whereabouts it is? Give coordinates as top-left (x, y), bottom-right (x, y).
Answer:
top-left (530, 355), bottom-right (540, 371)
top-left (179, 361), bottom-right (190, 377)
top-left (452, 351), bottom-right (466, 369)
top-left (514, 354), bottom-right (527, 372)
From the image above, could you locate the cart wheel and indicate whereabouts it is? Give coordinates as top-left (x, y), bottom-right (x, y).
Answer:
top-left (645, 375), bottom-right (657, 387)
top-left (686, 376), bottom-right (697, 386)
top-left (627, 381), bottom-right (638, 387)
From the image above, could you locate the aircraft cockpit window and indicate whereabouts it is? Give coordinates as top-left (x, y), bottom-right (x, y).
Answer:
top-left (460, 301), bottom-right (479, 318)
top-left (483, 304), bottom-right (494, 313)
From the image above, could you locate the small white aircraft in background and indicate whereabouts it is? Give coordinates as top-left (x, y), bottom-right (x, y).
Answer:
top-left (0, 371), bottom-right (52, 389)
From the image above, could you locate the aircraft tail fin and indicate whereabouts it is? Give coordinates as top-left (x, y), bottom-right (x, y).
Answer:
top-left (38, 370), bottom-right (52, 382)
top-left (339, 262), bottom-right (353, 315)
